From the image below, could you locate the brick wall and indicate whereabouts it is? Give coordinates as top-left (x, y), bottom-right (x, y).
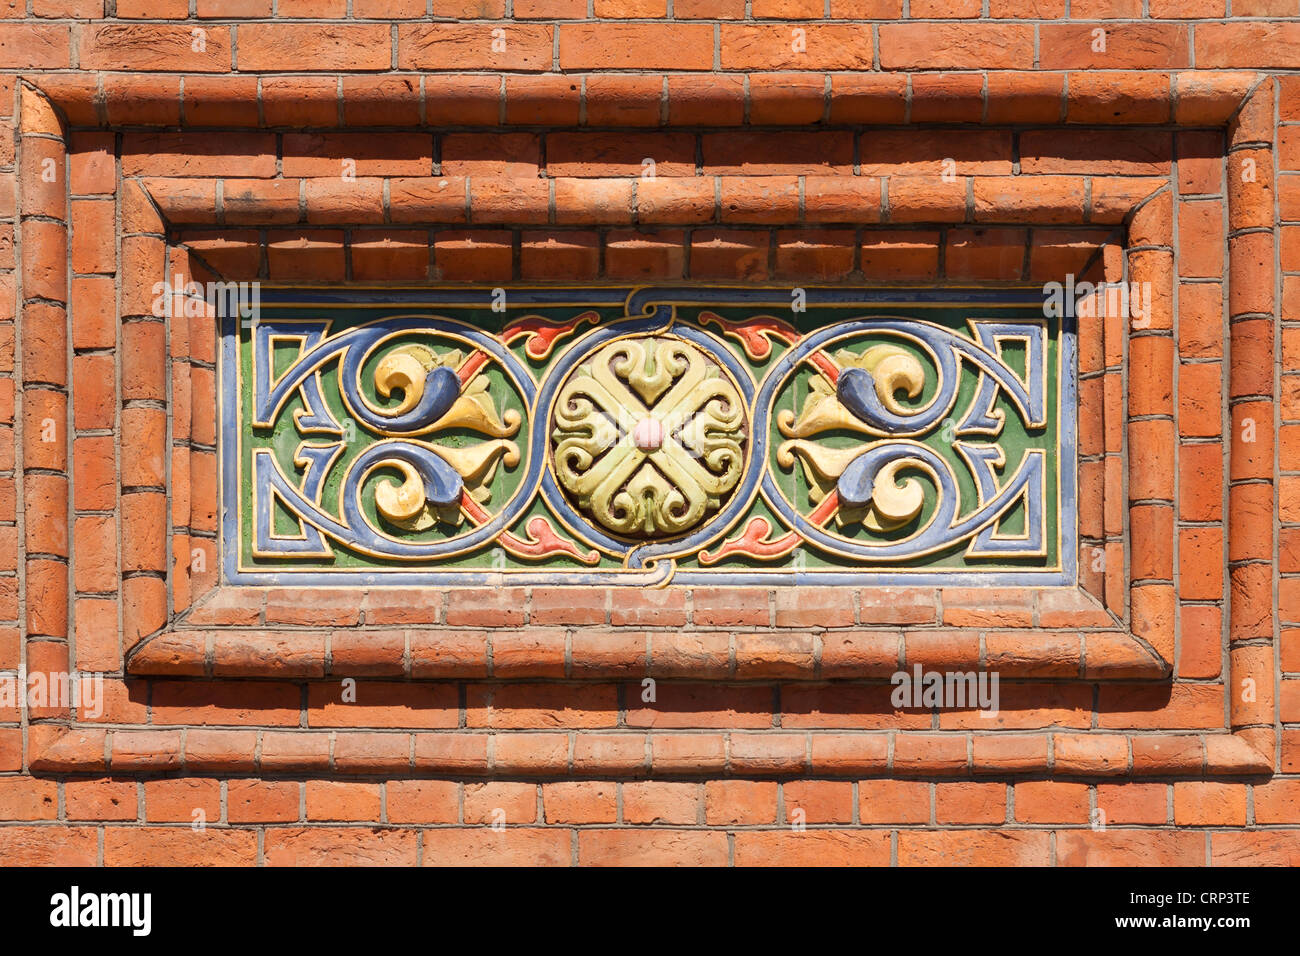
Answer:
top-left (0, 4), bottom-right (1298, 866)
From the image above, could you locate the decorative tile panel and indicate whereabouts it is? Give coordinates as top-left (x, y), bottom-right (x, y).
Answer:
top-left (221, 287), bottom-right (1076, 586)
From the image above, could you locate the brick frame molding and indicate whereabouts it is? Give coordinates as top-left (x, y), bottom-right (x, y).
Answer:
top-left (16, 72), bottom-right (1277, 779)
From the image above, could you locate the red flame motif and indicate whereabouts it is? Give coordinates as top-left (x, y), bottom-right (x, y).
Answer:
top-left (502, 310), bottom-right (602, 360)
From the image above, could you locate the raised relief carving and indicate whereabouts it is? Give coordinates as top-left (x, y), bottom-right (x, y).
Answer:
top-left (551, 336), bottom-right (747, 538)
top-left (227, 288), bottom-right (1071, 586)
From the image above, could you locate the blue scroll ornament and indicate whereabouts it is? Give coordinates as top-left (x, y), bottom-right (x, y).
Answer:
top-left (760, 317), bottom-right (1046, 561)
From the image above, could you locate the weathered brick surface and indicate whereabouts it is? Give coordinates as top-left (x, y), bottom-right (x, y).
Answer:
top-left (0, 7), bottom-right (1294, 866)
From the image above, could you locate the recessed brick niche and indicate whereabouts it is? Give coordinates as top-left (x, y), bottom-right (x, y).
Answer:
top-left (0, 17), bottom-right (1297, 865)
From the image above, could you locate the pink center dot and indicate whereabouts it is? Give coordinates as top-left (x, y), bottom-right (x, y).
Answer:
top-left (633, 417), bottom-right (663, 451)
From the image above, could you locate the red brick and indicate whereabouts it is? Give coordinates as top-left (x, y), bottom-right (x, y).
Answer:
top-left (898, 830), bottom-right (1050, 866)
top-left (240, 24), bottom-right (391, 72)
top-left (264, 828), bottom-right (417, 866)
top-left (880, 23), bottom-right (1033, 69)
top-left (542, 782), bottom-right (617, 824)
top-left (559, 23), bottom-right (714, 71)
top-left (227, 780), bottom-right (301, 823)
top-left (386, 780), bottom-right (459, 825)
top-left (399, 23), bottom-right (553, 71)
top-left (735, 830), bottom-right (890, 866)
top-left (306, 781), bottom-right (382, 822)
